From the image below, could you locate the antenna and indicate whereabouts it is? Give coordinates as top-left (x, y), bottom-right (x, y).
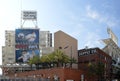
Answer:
top-left (20, 0), bottom-right (23, 28)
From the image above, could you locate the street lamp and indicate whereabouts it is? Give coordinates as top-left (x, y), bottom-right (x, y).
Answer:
top-left (59, 46), bottom-right (69, 50)
top-left (59, 45), bottom-right (73, 68)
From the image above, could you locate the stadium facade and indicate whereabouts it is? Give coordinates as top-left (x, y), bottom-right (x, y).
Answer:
top-left (2, 28), bottom-right (53, 65)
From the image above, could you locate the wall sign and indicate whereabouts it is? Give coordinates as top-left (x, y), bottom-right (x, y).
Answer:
top-left (78, 49), bottom-right (97, 56)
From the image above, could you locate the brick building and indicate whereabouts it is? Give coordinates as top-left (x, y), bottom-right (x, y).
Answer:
top-left (54, 30), bottom-right (78, 68)
top-left (78, 47), bottom-right (112, 81)
top-left (7, 68), bottom-right (84, 81)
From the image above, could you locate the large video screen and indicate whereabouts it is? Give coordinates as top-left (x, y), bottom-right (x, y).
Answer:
top-left (15, 29), bottom-right (40, 63)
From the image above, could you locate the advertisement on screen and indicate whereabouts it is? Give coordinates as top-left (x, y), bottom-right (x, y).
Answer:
top-left (15, 29), bottom-right (40, 63)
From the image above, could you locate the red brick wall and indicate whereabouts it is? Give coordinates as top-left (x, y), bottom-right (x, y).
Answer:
top-left (8, 67), bottom-right (84, 81)
top-left (78, 48), bottom-right (112, 81)
top-left (64, 68), bottom-right (83, 81)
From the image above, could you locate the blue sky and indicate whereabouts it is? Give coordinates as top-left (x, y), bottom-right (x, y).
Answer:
top-left (0, 0), bottom-right (120, 73)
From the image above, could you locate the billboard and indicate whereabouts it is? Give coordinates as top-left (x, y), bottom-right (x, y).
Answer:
top-left (16, 49), bottom-right (39, 63)
top-left (22, 11), bottom-right (37, 20)
top-left (15, 29), bottom-right (40, 63)
top-left (15, 29), bottom-right (39, 44)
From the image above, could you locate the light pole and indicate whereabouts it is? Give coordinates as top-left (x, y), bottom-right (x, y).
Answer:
top-left (58, 46), bottom-right (69, 50)
top-left (59, 45), bottom-right (73, 68)
top-left (58, 46), bottom-right (69, 67)
top-left (70, 46), bottom-right (72, 68)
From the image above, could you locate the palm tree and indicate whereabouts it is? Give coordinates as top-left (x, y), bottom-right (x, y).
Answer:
top-left (49, 49), bottom-right (63, 67)
top-left (69, 57), bottom-right (77, 68)
top-left (29, 49), bottom-right (71, 69)
top-left (40, 54), bottom-right (53, 68)
top-left (46, 49), bottom-right (70, 67)
top-left (28, 55), bottom-right (40, 70)
top-left (47, 53), bottom-right (56, 67)
top-left (61, 53), bottom-right (70, 67)
top-left (29, 58), bottom-right (34, 70)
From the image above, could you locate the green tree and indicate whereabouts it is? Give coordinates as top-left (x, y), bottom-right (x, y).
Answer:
top-left (41, 49), bottom-right (70, 67)
top-left (29, 49), bottom-right (71, 69)
top-left (40, 54), bottom-right (52, 68)
top-left (61, 53), bottom-right (70, 67)
top-left (88, 62), bottom-right (105, 81)
top-left (53, 49), bottom-right (70, 67)
top-left (69, 57), bottom-right (77, 68)
top-left (88, 62), bottom-right (96, 76)
top-left (96, 62), bottom-right (105, 81)
top-left (29, 55), bottom-right (40, 69)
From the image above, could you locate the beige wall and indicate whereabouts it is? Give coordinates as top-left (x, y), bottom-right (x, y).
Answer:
top-left (54, 30), bottom-right (78, 68)
top-left (2, 31), bottom-right (15, 65)
top-left (2, 46), bottom-right (15, 65)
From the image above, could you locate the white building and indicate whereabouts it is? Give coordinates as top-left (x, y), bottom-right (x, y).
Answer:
top-left (2, 30), bottom-right (15, 64)
top-left (39, 31), bottom-right (54, 56)
top-left (40, 31), bottom-right (52, 47)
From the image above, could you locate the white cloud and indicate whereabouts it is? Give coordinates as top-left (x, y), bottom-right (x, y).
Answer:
top-left (86, 5), bottom-right (99, 19)
top-left (86, 5), bottom-right (118, 27)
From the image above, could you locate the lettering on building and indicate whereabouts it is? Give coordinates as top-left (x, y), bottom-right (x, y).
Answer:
top-left (78, 49), bottom-right (97, 56)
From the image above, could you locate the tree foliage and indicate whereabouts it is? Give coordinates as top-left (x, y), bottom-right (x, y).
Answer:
top-left (88, 62), bottom-right (105, 81)
top-left (28, 49), bottom-right (76, 68)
